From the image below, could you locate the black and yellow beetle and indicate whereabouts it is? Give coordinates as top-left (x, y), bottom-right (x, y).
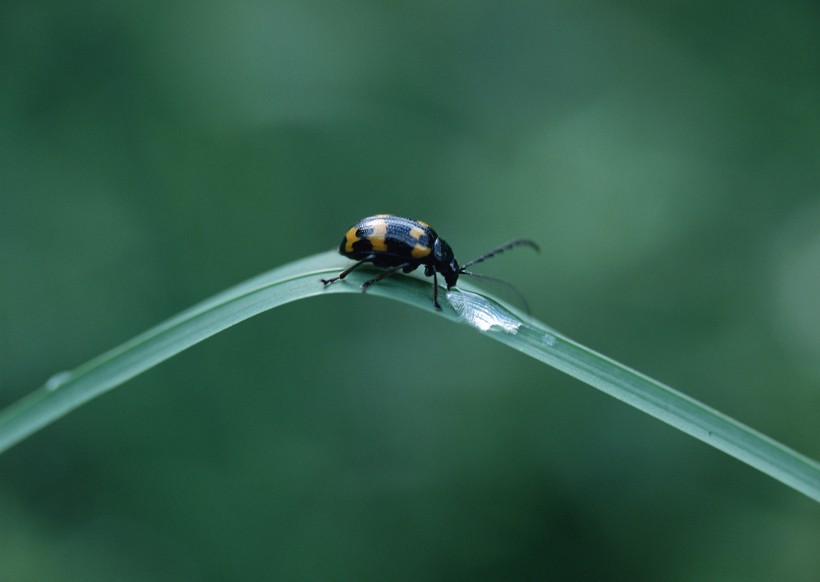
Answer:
top-left (321, 214), bottom-right (538, 310)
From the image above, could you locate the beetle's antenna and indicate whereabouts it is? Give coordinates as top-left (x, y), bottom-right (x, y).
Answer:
top-left (459, 238), bottom-right (539, 270)
top-left (459, 270), bottom-right (532, 315)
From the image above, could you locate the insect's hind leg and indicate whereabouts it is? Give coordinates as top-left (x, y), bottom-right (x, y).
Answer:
top-left (321, 256), bottom-right (374, 286)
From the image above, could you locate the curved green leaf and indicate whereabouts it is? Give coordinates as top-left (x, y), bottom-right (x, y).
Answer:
top-left (1, 250), bottom-right (818, 502)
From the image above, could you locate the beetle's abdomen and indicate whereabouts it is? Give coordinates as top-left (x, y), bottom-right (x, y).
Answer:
top-left (340, 215), bottom-right (435, 262)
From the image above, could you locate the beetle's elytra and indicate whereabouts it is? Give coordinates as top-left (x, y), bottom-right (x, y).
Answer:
top-left (321, 214), bottom-right (538, 311)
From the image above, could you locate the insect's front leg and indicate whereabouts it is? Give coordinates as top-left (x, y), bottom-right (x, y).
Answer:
top-left (431, 268), bottom-right (441, 311)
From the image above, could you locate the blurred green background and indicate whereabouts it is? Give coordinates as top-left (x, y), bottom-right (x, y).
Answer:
top-left (2, 0), bottom-right (819, 579)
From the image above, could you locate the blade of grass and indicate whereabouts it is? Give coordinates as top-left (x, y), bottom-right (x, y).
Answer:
top-left (0, 250), bottom-right (818, 502)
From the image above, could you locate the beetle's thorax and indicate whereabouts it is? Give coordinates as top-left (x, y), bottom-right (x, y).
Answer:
top-left (433, 237), bottom-right (460, 288)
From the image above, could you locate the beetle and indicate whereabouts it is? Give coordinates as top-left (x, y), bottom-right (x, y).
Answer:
top-left (320, 214), bottom-right (538, 310)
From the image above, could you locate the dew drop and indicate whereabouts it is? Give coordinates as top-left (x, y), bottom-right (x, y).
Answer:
top-left (447, 290), bottom-right (521, 334)
top-left (45, 371), bottom-right (71, 391)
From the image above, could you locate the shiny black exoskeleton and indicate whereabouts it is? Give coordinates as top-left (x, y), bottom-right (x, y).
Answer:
top-left (321, 214), bottom-right (538, 310)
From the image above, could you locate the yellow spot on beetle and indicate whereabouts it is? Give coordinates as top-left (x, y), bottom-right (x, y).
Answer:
top-left (409, 227), bottom-right (425, 240)
top-left (369, 220), bottom-right (388, 252)
top-left (411, 244), bottom-right (431, 258)
top-left (344, 227), bottom-right (359, 253)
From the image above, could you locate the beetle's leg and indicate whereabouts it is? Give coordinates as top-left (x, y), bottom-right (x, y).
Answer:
top-left (361, 262), bottom-right (411, 292)
top-left (321, 256), bottom-right (374, 286)
top-left (431, 268), bottom-right (441, 311)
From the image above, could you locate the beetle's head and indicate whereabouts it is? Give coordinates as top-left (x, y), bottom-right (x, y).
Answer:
top-left (433, 237), bottom-right (460, 288)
